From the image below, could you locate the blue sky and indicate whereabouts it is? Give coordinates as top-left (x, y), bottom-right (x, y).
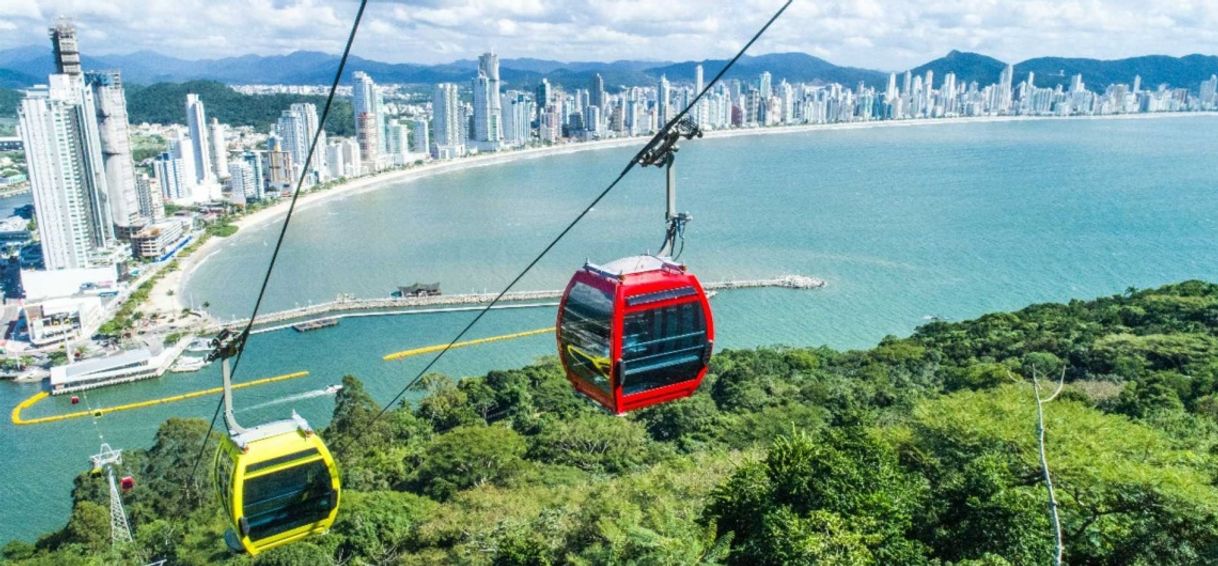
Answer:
top-left (1, 1), bottom-right (1216, 69)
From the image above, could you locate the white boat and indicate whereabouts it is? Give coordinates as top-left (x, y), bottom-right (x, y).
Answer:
top-left (170, 356), bottom-right (210, 373)
top-left (324, 384), bottom-right (344, 394)
top-left (186, 338), bottom-right (213, 353)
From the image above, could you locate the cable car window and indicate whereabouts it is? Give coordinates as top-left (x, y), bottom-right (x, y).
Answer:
top-left (247, 448), bottom-right (320, 474)
top-left (243, 459), bottom-right (335, 541)
top-left (621, 301), bottom-right (707, 395)
top-left (217, 452), bottom-right (234, 515)
top-left (560, 282), bottom-right (614, 395)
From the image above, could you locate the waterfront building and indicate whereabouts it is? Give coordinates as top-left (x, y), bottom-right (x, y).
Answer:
top-left (153, 151), bottom-right (187, 203)
top-left (24, 296), bottom-right (103, 348)
top-left (266, 137), bottom-right (294, 194)
top-left (657, 75), bottom-right (672, 129)
top-left (385, 119), bottom-right (411, 165)
top-left (471, 52), bottom-right (503, 151)
top-left (19, 75), bottom-right (122, 270)
top-left (410, 118), bottom-right (430, 157)
top-left (1201, 75), bottom-right (1218, 110)
top-left (502, 90), bottom-right (531, 147)
top-left (352, 71), bottom-right (383, 169)
top-left (85, 70), bottom-right (143, 235)
top-left (209, 118), bottom-right (229, 180)
top-left (134, 173), bottom-right (164, 222)
top-left (277, 103), bottom-right (326, 185)
top-left (48, 346), bottom-right (176, 394)
top-left (432, 83), bottom-right (464, 159)
top-left (129, 217), bottom-right (191, 261)
top-left (226, 161), bottom-right (256, 204)
top-left (184, 93), bottom-right (214, 183)
top-left (241, 150), bottom-right (267, 200)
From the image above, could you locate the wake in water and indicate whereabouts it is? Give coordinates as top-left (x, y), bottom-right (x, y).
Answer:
top-left (240, 385), bottom-right (342, 412)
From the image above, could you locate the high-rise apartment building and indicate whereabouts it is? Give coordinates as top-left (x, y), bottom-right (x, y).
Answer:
top-left (19, 75), bottom-right (118, 269)
top-left (352, 71), bottom-right (382, 170)
top-left (209, 118), bottom-right (229, 180)
top-left (184, 94), bottom-right (213, 183)
top-left (85, 70), bottom-right (142, 234)
top-left (276, 103), bottom-right (326, 184)
top-left (432, 83), bottom-right (464, 159)
top-left (472, 52), bottom-right (503, 150)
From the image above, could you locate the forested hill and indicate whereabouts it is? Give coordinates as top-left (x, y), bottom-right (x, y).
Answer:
top-left (6, 281), bottom-right (1218, 564)
top-left (125, 81), bottom-right (354, 137)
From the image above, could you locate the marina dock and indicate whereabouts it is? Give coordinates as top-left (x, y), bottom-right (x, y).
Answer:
top-left (215, 275), bottom-right (825, 333)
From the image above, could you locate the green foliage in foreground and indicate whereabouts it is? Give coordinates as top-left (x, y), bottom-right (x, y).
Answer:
top-left (9, 281), bottom-right (1218, 565)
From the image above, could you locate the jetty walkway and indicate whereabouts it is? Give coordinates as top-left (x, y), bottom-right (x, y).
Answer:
top-left (213, 275), bottom-right (825, 333)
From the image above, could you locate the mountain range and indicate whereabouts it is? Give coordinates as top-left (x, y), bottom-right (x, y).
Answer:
top-left (1, 46), bottom-right (1216, 93)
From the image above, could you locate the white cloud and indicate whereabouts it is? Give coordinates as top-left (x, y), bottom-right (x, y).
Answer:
top-left (1, 0), bottom-right (1216, 70)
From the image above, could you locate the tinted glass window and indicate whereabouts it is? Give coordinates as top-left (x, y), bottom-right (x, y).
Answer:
top-left (621, 301), bottom-right (707, 395)
top-left (243, 459), bottom-right (334, 541)
top-left (560, 282), bottom-right (614, 395)
top-left (216, 451), bottom-right (234, 518)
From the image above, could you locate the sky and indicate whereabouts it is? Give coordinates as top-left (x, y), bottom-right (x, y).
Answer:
top-left (1, 0), bottom-right (1216, 70)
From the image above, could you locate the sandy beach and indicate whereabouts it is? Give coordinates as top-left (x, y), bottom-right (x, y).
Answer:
top-left (155, 110), bottom-right (1218, 317)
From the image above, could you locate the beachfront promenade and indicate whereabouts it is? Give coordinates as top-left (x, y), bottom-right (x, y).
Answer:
top-left (212, 275), bottom-right (826, 333)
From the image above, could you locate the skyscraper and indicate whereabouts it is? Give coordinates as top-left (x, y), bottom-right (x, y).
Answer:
top-left (209, 118), bottom-right (228, 180)
top-left (472, 52), bottom-right (503, 150)
top-left (410, 118), bottom-right (430, 156)
top-left (657, 75), bottom-right (672, 128)
top-left (153, 151), bottom-right (188, 202)
top-left (276, 103), bottom-right (325, 183)
top-left (226, 161), bottom-right (255, 205)
top-left (184, 93), bottom-right (213, 183)
top-left (19, 75), bottom-right (117, 269)
top-left (433, 83), bottom-right (464, 159)
top-left (759, 71), bottom-right (773, 99)
top-left (352, 71), bottom-right (382, 169)
top-left (999, 64), bottom-right (1014, 114)
top-left (85, 70), bottom-right (142, 234)
top-left (590, 73), bottom-right (606, 110)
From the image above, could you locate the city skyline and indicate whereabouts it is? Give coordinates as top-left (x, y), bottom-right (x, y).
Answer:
top-left (1, 1), bottom-right (1218, 72)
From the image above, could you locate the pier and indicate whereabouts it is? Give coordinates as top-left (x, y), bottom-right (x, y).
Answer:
top-left (213, 275), bottom-right (825, 333)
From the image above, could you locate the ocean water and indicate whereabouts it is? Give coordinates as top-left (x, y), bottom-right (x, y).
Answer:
top-left (3, 116), bottom-right (1218, 542)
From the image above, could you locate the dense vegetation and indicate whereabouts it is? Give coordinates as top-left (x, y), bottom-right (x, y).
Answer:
top-left (125, 81), bottom-right (354, 137)
top-left (6, 281), bottom-right (1218, 564)
top-left (0, 88), bottom-right (20, 118)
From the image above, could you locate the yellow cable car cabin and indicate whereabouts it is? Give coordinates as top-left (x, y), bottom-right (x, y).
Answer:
top-left (214, 412), bottom-right (340, 555)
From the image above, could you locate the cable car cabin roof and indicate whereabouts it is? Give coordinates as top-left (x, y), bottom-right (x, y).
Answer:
top-left (229, 412), bottom-right (314, 450)
top-left (584, 255), bottom-right (686, 281)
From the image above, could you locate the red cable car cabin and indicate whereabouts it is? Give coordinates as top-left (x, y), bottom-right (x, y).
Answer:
top-left (557, 256), bottom-right (714, 414)
top-left (120, 476), bottom-right (135, 492)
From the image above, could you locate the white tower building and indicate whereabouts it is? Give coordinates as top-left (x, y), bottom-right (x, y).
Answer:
top-left (19, 75), bottom-right (118, 270)
top-left (184, 93), bottom-right (214, 183)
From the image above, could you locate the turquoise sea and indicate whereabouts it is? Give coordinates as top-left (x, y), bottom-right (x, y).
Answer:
top-left (3, 116), bottom-right (1218, 542)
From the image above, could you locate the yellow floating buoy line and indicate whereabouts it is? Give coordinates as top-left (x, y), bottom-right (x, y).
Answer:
top-left (383, 327), bottom-right (554, 362)
top-left (11, 371), bottom-right (309, 426)
top-left (11, 326), bottom-right (558, 425)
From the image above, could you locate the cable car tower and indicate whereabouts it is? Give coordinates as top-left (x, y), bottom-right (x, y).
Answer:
top-left (90, 443), bottom-right (133, 545)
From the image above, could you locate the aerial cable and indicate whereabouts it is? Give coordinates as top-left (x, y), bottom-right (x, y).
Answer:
top-left (343, 0), bottom-right (794, 449)
top-left (183, 0), bottom-right (370, 494)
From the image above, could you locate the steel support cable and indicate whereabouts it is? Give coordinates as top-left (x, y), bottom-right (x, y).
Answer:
top-left (341, 0), bottom-right (795, 451)
top-left (183, 0), bottom-right (370, 493)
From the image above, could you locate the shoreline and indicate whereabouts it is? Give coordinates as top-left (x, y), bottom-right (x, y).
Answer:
top-left (164, 110), bottom-right (1218, 314)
